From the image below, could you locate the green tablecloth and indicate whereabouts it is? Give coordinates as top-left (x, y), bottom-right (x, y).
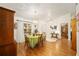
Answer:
top-left (28, 35), bottom-right (39, 48)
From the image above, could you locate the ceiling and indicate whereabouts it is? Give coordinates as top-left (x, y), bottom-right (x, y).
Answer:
top-left (0, 3), bottom-right (76, 21)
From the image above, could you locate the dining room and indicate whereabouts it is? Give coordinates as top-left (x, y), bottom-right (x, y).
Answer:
top-left (0, 3), bottom-right (77, 56)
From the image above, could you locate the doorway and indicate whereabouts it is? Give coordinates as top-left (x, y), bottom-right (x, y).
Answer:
top-left (61, 23), bottom-right (68, 39)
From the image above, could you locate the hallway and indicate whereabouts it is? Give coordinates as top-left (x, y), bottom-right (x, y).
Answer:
top-left (17, 38), bottom-right (76, 56)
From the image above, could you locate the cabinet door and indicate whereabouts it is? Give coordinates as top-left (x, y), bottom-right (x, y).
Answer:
top-left (0, 42), bottom-right (17, 56)
top-left (0, 8), bottom-right (14, 45)
top-left (6, 11), bottom-right (14, 43)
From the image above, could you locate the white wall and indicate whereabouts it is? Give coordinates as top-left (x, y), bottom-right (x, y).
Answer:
top-left (37, 21), bottom-right (46, 33)
top-left (14, 17), bottom-right (25, 43)
top-left (77, 28), bottom-right (79, 56)
top-left (14, 16), bottom-right (17, 41)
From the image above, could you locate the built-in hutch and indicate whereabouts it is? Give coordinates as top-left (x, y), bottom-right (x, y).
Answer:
top-left (0, 7), bottom-right (17, 56)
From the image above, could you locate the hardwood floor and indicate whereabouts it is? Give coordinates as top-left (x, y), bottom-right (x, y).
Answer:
top-left (17, 38), bottom-right (76, 56)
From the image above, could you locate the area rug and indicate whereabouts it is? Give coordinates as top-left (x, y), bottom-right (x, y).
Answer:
top-left (46, 38), bottom-right (57, 42)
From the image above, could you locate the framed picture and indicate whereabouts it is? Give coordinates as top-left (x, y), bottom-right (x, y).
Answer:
top-left (54, 25), bottom-right (57, 29)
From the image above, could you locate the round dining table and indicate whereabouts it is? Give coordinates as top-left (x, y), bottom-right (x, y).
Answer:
top-left (27, 35), bottom-right (39, 48)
